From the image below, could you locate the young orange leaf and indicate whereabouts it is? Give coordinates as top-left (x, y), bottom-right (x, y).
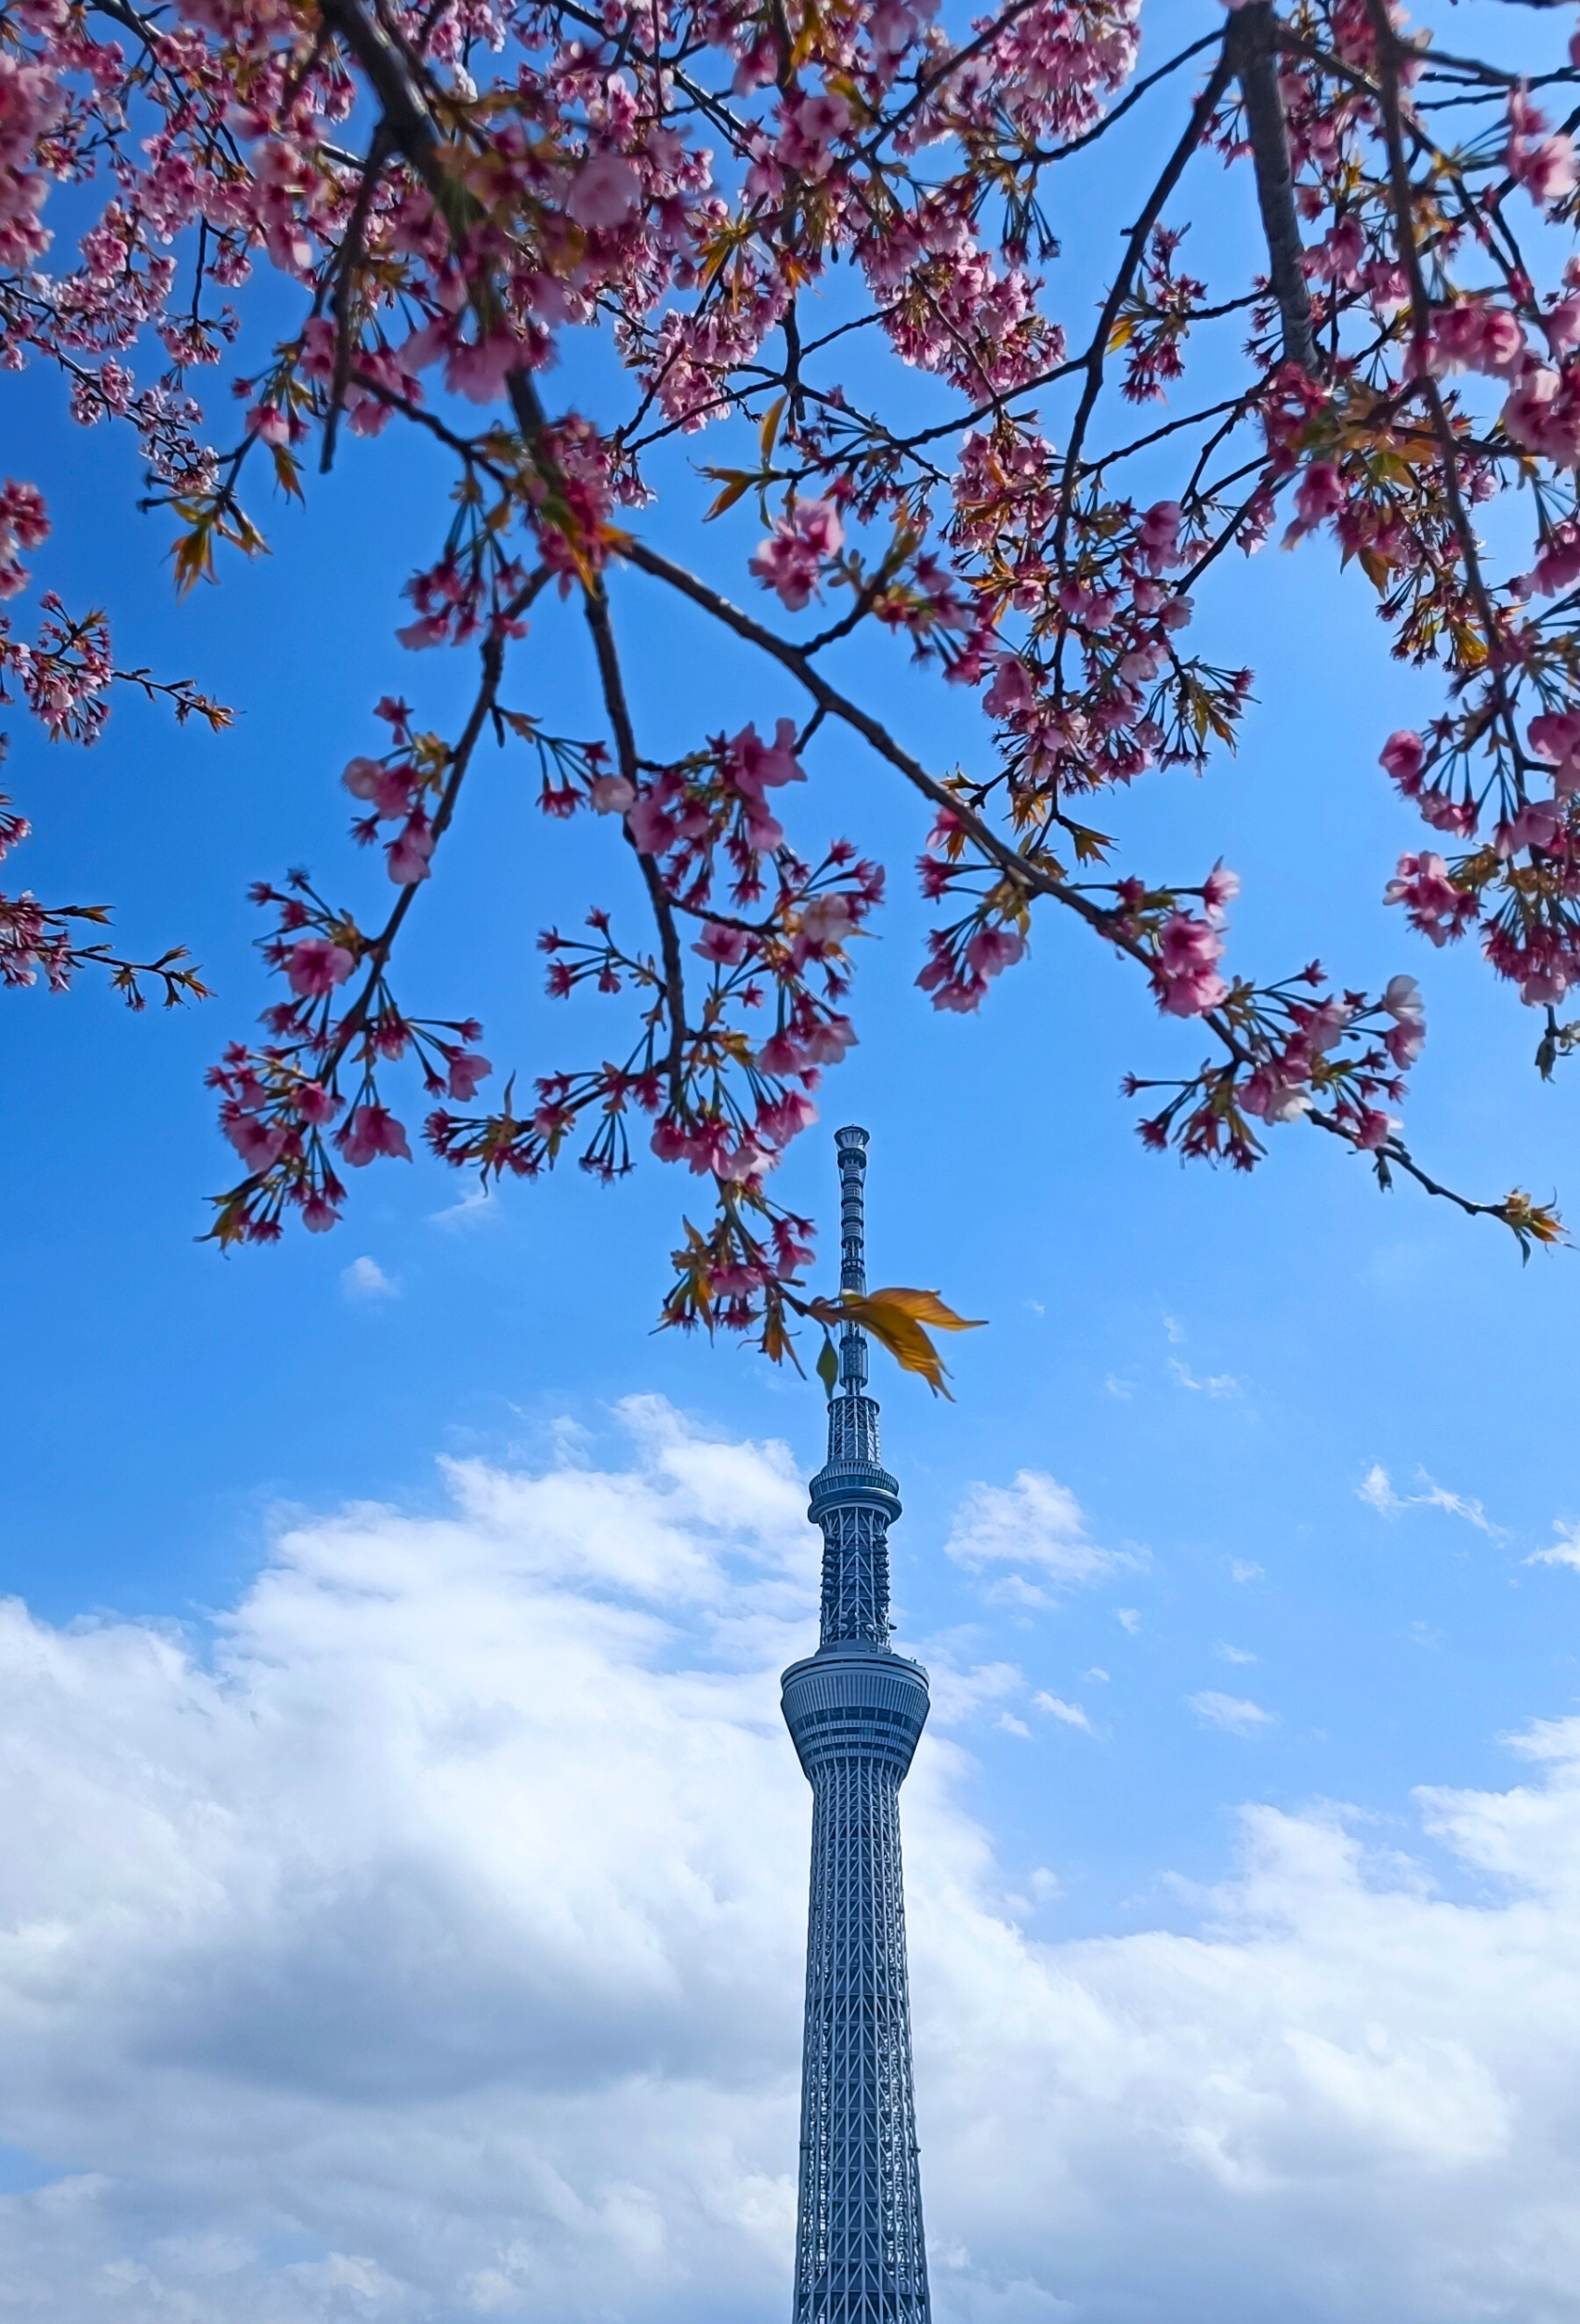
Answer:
top-left (820, 1286), bottom-right (988, 1396)
top-left (703, 469), bottom-right (755, 520)
top-left (854, 1286), bottom-right (985, 1332)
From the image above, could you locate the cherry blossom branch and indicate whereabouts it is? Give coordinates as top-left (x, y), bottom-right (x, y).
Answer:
top-left (1227, 3), bottom-right (1319, 375)
top-left (1028, 33), bottom-right (1223, 165)
top-left (1365, 0), bottom-right (1521, 756)
top-left (1053, 43), bottom-right (1237, 572)
top-left (14, 0), bottom-right (1580, 1340)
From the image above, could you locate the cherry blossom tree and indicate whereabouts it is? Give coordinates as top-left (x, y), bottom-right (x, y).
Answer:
top-left (4, 0), bottom-right (1578, 1380)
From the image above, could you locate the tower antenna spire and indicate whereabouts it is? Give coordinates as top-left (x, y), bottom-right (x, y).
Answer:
top-left (835, 1124), bottom-right (869, 1396)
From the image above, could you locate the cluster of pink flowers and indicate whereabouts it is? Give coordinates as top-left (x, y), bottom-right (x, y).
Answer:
top-left (0, 48), bottom-right (62, 270)
top-left (750, 498), bottom-right (845, 612)
top-left (915, 918), bottom-right (1026, 1013)
top-left (0, 479), bottom-right (47, 601)
top-left (1505, 86), bottom-right (1578, 212)
top-left (625, 718), bottom-right (808, 865)
top-left (1385, 852), bottom-right (1481, 949)
top-left (1151, 910), bottom-right (1230, 1020)
top-left (210, 863), bottom-right (493, 1241)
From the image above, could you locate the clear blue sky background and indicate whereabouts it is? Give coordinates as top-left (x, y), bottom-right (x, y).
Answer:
top-left (2, 0), bottom-right (1578, 2165)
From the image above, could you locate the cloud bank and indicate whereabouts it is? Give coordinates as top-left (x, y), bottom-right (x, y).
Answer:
top-left (5, 1403), bottom-right (1580, 2320)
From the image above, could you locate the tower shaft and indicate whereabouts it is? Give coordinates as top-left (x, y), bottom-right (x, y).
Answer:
top-left (783, 1128), bottom-right (931, 2324)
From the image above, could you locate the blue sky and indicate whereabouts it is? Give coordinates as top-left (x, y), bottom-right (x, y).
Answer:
top-left (8, 6), bottom-right (1580, 2312)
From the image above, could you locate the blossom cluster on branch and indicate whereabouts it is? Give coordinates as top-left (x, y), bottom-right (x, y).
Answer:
top-left (5, 0), bottom-right (1579, 1371)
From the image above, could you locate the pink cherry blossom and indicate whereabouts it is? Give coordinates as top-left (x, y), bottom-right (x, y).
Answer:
top-left (224, 1113), bottom-right (287, 1171)
top-left (286, 936), bottom-right (355, 997)
top-left (338, 1105), bottom-right (413, 1168)
top-left (1202, 862), bottom-right (1240, 915)
top-left (1352, 1106), bottom-right (1399, 1151)
top-left (1382, 973), bottom-right (1425, 1026)
top-left (1379, 730), bottom-right (1426, 791)
top-left (1134, 500), bottom-right (1182, 573)
top-left (1507, 89), bottom-right (1578, 209)
top-left (1242, 1069), bottom-right (1312, 1125)
top-left (1152, 912), bottom-right (1229, 1017)
top-left (567, 152), bottom-right (641, 231)
top-left (749, 498), bottom-right (845, 610)
top-left (589, 773), bottom-right (636, 814)
top-left (386, 812), bottom-right (436, 886)
top-left (695, 921), bottom-right (752, 966)
top-left (1384, 853), bottom-right (1478, 946)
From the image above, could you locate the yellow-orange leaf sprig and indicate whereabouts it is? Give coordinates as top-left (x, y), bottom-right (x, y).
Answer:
top-left (807, 1286), bottom-right (986, 1398)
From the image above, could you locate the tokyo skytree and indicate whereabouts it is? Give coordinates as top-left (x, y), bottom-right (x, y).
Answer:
top-left (781, 1126), bottom-right (931, 2324)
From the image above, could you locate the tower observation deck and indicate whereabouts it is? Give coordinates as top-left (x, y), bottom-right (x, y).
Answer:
top-left (782, 1127), bottom-right (931, 2324)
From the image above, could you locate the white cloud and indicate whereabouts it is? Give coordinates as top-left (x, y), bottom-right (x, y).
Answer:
top-left (340, 1255), bottom-right (400, 1301)
top-left (429, 1182), bottom-right (500, 1232)
top-left (1359, 1461), bottom-right (1401, 1514)
top-left (1216, 1644), bottom-right (1257, 1666)
top-left (944, 1472), bottom-right (1138, 1602)
top-left (1527, 1519), bottom-right (1580, 1572)
top-left (13, 1407), bottom-right (1580, 2318)
top-left (1163, 1314), bottom-right (1186, 1344)
top-left (1167, 1357), bottom-right (1242, 1398)
top-left (927, 1659), bottom-right (1024, 1730)
top-left (1116, 1608), bottom-right (1141, 1633)
top-left (1228, 1559), bottom-right (1264, 1584)
top-left (1033, 1694), bottom-right (1091, 1733)
top-left (1190, 1690), bottom-right (1274, 1735)
top-left (1358, 1464), bottom-right (1508, 1541)
top-left (1103, 1375), bottom-right (1132, 1400)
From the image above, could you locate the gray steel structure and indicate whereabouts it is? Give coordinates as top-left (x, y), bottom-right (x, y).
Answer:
top-left (782, 1127), bottom-right (931, 2324)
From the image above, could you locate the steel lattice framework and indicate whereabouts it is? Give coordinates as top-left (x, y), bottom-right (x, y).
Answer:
top-left (782, 1127), bottom-right (931, 2324)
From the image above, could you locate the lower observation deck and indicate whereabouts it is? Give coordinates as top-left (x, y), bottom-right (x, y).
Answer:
top-left (782, 1644), bottom-right (930, 1780)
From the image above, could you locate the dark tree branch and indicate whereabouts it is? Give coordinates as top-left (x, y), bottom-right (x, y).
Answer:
top-left (1228, 2), bottom-right (1319, 375)
top-left (1053, 44), bottom-right (1237, 570)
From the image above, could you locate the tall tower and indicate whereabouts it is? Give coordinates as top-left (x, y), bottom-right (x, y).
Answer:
top-left (782, 1127), bottom-right (931, 2324)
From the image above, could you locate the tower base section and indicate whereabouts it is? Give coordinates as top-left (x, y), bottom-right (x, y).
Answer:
top-left (783, 1648), bottom-right (930, 2324)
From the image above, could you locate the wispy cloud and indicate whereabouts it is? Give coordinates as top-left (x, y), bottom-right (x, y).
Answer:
top-left (1034, 1693), bottom-right (1092, 1733)
top-left (1527, 1519), bottom-right (1580, 1572)
top-left (1168, 1357), bottom-right (1242, 1398)
top-left (1358, 1464), bottom-right (1508, 1541)
top-left (925, 1658), bottom-right (1025, 1730)
top-left (340, 1255), bottom-right (400, 1302)
top-left (429, 1182), bottom-right (499, 1232)
top-left (945, 1472), bottom-right (1140, 1601)
top-left (1163, 1314), bottom-right (1186, 1344)
top-left (1216, 1644), bottom-right (1258, 1666)
top-left (1229, 1558), bottom-right (1265, 1584)
top-left (1104, 1374), bottom-right (1133, 1400)
top-left (1116, 1608), bottom-right (1141, 1634)
top-left (1189, 1690), bottom-right (1274, 1735)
